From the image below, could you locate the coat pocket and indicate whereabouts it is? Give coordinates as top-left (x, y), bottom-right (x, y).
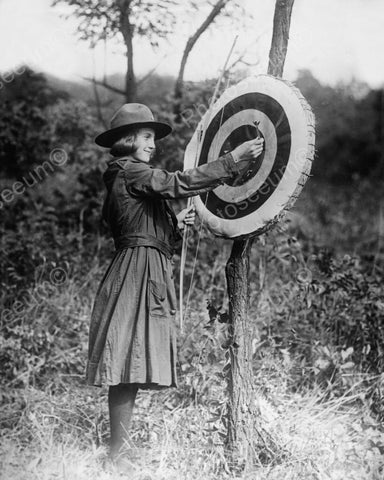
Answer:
top-left (148, 280), bottom-right (167, 317)
top-left (168, 281), bottom-right (177, 316)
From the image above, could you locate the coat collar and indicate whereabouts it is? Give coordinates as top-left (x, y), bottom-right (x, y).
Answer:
top-left (107, 156), bottom-right (150, 170)
top-left (103, 156), bottom-right (152, 190)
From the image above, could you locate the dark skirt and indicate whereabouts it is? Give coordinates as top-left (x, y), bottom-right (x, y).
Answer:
top-left (86, 246), bottom-right (178, 388)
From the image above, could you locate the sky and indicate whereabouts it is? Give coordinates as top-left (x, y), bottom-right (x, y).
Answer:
top-left (0, 0), bottom-right (383, 88)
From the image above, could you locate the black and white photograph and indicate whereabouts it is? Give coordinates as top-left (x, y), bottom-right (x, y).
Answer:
top-left (0, 0), bottom-right (383, 478)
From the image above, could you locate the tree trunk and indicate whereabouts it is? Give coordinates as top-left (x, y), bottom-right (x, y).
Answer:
top-left (268, 0), bottom-right (295, 77)
top-left (224, 238), bottom-right (280, 470)
top-left (92, 81), bottom-right (108, 129)
top-left (174, 0), bottom-right (228, 122)
top-left (224, 238), bottom-right (257, 468)
top-left (224, 0), bottom-right (295, 470)
top-left (119, 0), bottom-right (137, 102)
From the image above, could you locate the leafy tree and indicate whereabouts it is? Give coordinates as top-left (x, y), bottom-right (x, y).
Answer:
top-left (52, 0), bottom-right (178, 101)
top-left (52, 0), bottom-right (249, 109)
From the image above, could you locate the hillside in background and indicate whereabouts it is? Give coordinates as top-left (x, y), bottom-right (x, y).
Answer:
top-left (45, 71), bottom-right (176, 114)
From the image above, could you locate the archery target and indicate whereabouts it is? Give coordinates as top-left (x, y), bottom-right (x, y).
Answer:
top-left (184, 75), bottom-right (315, 239)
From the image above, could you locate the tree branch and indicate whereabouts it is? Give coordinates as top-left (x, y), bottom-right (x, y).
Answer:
top-left (225, 39), bottom-right (261, 73)
top-left (137, 54), bottom-right (168, 85)
top-left (174, 0), bottom-right (229, 119)
top-left (82, 76), bottom-right (125, 96)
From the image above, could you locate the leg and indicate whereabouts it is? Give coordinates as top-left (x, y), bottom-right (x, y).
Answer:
top-left (108, 383), bottom-right (138, 460)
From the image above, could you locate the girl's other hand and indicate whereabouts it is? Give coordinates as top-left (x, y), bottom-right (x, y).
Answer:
top-left (177, 205), bottom-right (196, 230)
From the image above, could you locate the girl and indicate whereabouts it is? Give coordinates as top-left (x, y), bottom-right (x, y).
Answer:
top-left (87, 103), bottom-right (264, 462)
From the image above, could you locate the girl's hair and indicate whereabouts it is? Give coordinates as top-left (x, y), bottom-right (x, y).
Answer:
top-left (110, 130), bottom-right (138, 157)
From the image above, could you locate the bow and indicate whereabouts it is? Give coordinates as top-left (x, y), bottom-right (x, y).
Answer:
top-left (179, 36), bottom-right (238, 331)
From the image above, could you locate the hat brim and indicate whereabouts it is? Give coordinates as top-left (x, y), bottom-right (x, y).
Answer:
top-left (95, 121), bottom-right (172, 148)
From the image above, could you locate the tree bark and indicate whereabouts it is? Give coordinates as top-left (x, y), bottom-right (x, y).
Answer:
top-left (224, 0), bottom-right (295, 470)
top-left (174, 0), bottom-right (228, 122)
top-left (119, 0), bottom-right (137, 102)
top-left (268, 0), bottom-right (295, 77)
top-left (224, 238), bottom-right (257, 467)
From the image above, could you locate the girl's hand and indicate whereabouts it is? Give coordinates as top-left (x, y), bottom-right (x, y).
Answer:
top-left (230, 138), bottom-right (264, 163)
top-left (177, 205), bottom-right (196, 230)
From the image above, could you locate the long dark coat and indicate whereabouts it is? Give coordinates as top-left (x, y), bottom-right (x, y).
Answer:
top-left (86, 153), bottom-right (240, 387)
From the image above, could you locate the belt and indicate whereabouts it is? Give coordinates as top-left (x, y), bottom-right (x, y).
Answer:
top-left (114, 233), bottom-right (174, 259)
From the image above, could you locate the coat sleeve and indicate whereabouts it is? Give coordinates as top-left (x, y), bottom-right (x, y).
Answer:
top-left (122, 153), bottom-right (241, 199)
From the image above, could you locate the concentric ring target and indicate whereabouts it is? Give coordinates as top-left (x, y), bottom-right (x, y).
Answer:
top-left (184, 75), bottom-right (315, 239)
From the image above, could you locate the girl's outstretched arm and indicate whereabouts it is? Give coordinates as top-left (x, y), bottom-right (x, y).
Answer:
top-left (123, 152), bottom-right (240, 199)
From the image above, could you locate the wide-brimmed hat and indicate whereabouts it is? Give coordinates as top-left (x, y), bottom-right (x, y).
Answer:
top-left (95, 103), bottom-right (172, 147)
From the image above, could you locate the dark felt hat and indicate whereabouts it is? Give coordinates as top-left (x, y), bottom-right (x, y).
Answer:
top-left (95, 103), bottom-right (172, 147)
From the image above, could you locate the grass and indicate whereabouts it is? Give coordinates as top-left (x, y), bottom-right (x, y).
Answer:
top-left (1, 262), bottom-right (384, 479)
top-left (1, 375), bottom-right (383, 480)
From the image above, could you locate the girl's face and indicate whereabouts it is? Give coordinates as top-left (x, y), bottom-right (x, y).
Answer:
top-left (132, 128), bottom-right (156, 163)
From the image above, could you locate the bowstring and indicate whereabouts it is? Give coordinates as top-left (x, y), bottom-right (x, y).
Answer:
top-left (180, 36), bottom-right (238, 331)
top-left (184, 79), bottom-right (229, 318)
top-left (179, 128), bottom-right (203, 329)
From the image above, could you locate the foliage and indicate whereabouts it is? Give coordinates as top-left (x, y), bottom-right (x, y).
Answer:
top-left (221, 218), bottom-right (383, 425)
top-left (0, 68), bottom-right (68, 177)
top-left (295, 69), bottom-right (383, 183)
top-left (0, 66), bottom-right (69, 108)
top-left (0, 245), bottom-right (110, 390)
top-left (0, 69), bottom-right (107, 231)
top-left (52, 0), bottom-right (179, 48)
top-left (255, 232), bottom-right (384, 375)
